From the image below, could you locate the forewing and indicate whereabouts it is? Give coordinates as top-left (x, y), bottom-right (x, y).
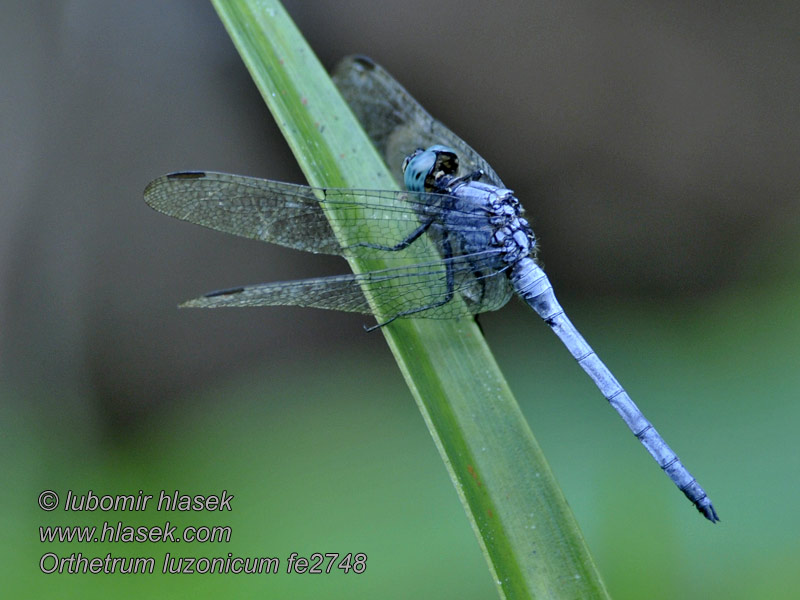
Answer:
top-left (144, 171), bottom-right (343, 255)
top-left (144, 171), bottom-right (497, 262)
top-left (333, 55), bottom-right (505, 188)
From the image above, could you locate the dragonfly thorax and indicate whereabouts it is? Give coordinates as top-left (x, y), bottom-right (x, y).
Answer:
top-left (405, 145), bottom-right (537, 267)
top-left (482, 187), bottom-right (535, 265)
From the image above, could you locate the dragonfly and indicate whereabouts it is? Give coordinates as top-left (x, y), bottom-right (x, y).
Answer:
top-left (144, 55), bottom-right (717, 522)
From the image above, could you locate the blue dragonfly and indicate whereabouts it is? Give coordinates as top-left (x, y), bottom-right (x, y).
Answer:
top-left (144, 56), bottom-right (717, 522)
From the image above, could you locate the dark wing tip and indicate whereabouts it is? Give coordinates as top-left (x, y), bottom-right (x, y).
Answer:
top-left (166, 171), bottom-right (207, 180)
top-left (178, 287), bottom-right (246, 309)
top-left (350, 55), bottom-right (376, 70)
top-left (204, 286), bottom-right (246, 298)
top-left (143, 171), bottom-right (209, 208)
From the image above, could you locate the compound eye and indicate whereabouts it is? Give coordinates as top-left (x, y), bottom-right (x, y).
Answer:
top-left (402, 148), bottom-right (426, 174)
top-left (403, 149), bottom-right (436, 192)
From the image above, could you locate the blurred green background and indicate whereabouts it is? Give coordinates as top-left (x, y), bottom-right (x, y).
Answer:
top-left (2, 1), bottom-right (798, 598)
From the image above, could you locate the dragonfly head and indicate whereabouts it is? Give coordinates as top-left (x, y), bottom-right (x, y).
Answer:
top-left (402, 145), bottom-right (459, 192)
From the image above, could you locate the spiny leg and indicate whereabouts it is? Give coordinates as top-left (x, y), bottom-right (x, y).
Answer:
top-left (346, 215), bottom-right (437, 253)
top-left (364, 235), bottom-right (457, 332)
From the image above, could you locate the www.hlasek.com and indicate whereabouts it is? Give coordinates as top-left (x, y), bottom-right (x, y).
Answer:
top-left (38, 489), bottom-right (367, 575)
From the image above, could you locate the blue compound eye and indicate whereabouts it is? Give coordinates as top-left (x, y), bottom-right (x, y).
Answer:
top-left (401, 148), bottom-right (425, 175)
top-left (403, 149), bottom-right (437, 192)
top-left (403, 146), bottom-right (459, 192)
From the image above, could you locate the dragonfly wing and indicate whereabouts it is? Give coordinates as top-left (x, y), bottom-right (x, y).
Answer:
top-left (182, 251), bottom-right (513, 319)
top-left (145, 171), bottom-right (497, 262)
top-left (144, 171), bottom-right (344, 255)
top-left (181, 274), bottom-right (374, 313)
top-left (333, 55), bottom-right (506, 188)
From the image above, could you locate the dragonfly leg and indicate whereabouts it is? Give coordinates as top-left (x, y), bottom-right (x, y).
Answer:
top-left (347, 215), bottom-right (436, 253)
top-left (364, 235), bottom-right (456, 332)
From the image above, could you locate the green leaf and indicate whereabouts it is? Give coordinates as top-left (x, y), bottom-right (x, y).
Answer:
top-left (210, 1), bottom-right (609, 597)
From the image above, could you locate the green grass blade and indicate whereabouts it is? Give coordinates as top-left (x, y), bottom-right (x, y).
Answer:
top-left (210, 1), bottom-right (609, 597)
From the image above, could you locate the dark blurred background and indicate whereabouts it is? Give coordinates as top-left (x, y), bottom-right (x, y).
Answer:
top-left (2, 1), bottom-right (798, 598)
